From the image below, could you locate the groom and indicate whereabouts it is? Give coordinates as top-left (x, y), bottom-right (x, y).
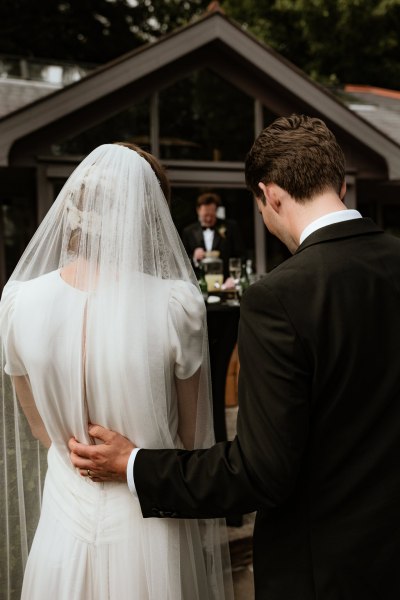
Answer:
top-left (69, 115), bottom-right (400, 599)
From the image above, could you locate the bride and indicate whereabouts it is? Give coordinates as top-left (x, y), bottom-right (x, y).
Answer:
top-left (0, 143), bottom-right (233, 599)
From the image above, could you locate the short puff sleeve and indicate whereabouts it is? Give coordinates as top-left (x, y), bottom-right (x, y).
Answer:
top-left (0, 281), bottom-right (27, 376)
top-left (168, 281), bottom-right (206, 380)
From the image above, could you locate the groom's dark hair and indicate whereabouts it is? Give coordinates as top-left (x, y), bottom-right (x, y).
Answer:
top-left (245, 114), bottom-right (345, 204)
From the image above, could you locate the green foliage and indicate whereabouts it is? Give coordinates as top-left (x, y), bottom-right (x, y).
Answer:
top-left (1, 0), bottom-right (400, 88)
top-left (159, 69), bottom-right (255, 161)
top-left (0, 0), bottom-right (208, 63)
top-left (222, 0), bottom-right (400, 89)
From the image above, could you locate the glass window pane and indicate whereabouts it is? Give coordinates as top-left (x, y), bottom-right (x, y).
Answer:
top-left (266, 234), bottom-right (291, 271)
top-left (1, 198), bottom-right (36, 280)
top-left (263, 106), bottom-right (278, 128)
top-left (382, 204), bottom-right (400, 238)
top-left (51, 99), bottom-right (150, 156)
top-left (159, 70), bottom-right (254, 162)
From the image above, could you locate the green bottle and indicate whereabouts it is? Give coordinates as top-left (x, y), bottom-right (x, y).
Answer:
top-left (198, 264), bottom-right (208, 301)
top-left (239, 261), bottom-right (250, 296)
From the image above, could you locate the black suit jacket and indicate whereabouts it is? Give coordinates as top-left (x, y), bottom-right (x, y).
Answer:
top-left (135, 218), bottom-right (400, 599)
top-left (181, 219), bottom-right (245, 278)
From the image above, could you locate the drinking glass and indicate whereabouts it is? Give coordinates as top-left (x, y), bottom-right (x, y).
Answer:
top-left (229, 258), bottom-right (242, 287)
top-left (228, 257), bottom-right (241, 304)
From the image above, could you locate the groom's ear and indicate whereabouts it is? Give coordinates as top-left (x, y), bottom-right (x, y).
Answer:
top-left (258, 182), bottom-right (268, 206)
top-left (258, 182), bottom-right (281, 214)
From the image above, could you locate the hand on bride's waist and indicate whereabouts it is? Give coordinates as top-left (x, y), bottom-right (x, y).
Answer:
top-left (68, 423), bottom-right (135, 483)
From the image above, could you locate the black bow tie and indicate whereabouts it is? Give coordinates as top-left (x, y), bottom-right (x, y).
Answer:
top-left (202, 226), bottom-right (215, 231)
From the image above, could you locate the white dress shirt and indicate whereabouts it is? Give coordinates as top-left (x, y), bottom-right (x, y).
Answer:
top-left (299, 209), bottom-right (361, 245)
top-left (127, 208), bottom-right (362, 495)
top-left (127, 447), bottom-right (141, 493)
top-left (203, 228), bottom-right (215, 252)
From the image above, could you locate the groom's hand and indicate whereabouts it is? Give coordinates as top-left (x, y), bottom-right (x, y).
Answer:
top-left (68, 424), bottom-right (135, 483)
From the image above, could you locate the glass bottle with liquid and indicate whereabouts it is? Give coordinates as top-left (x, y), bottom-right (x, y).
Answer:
top-left (201, 251), bottom-right (224, 292)
top-left (239, 261), bottom-right (250, 296)
top-left (197, 263), bottom-right (208, 301)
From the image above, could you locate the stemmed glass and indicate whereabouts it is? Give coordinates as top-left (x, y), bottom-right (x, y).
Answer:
top-left (229, 257), bottom-right (242, 304)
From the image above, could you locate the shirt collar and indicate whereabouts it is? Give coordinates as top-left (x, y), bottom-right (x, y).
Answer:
top-left (299, 209), bottom-right (362, 245)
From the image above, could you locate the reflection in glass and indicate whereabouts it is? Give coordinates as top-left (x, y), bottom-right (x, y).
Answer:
top-left (51, 99), bottom-right (150, 156)
top-left (263, 106), bottom-right (278, 128)
top-left (159, 69), bottom-right (255, 161)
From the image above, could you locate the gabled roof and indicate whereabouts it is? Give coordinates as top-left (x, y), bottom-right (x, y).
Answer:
top-left (1, 11), bottom-right (400, 178)
top-left (0, 78), bottom-right (62, 119)
top-left (344, 85), bottom-right (400, 146)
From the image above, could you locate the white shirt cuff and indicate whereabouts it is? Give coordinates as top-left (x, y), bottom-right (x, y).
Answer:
top-left (127, 447), bottom-right (141, 495)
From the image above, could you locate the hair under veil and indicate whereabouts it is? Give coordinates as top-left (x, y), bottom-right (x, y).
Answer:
top-left (0, 144), bottom-right (232, 599)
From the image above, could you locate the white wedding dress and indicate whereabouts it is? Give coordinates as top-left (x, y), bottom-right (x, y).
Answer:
top-left (1, 269), bottom-right (230, 600)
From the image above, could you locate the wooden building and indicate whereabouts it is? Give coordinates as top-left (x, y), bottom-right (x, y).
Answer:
top-left (2, 10), bottom-right (400, 288)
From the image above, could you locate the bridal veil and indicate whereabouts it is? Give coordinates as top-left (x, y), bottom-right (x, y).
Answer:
top-left (0, 143), bottom-right (232, 599)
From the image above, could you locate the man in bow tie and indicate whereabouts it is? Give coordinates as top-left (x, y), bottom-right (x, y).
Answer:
top-left (181, 191), bottom-right (245, 279)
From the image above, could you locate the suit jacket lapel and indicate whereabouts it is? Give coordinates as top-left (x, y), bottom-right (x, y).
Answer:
top-left (193, 223), bottom-right (205, 249)
top-left (212, 220), bottom-right (224, 251)
top-left (212, 231), bottom-right (222, 250)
